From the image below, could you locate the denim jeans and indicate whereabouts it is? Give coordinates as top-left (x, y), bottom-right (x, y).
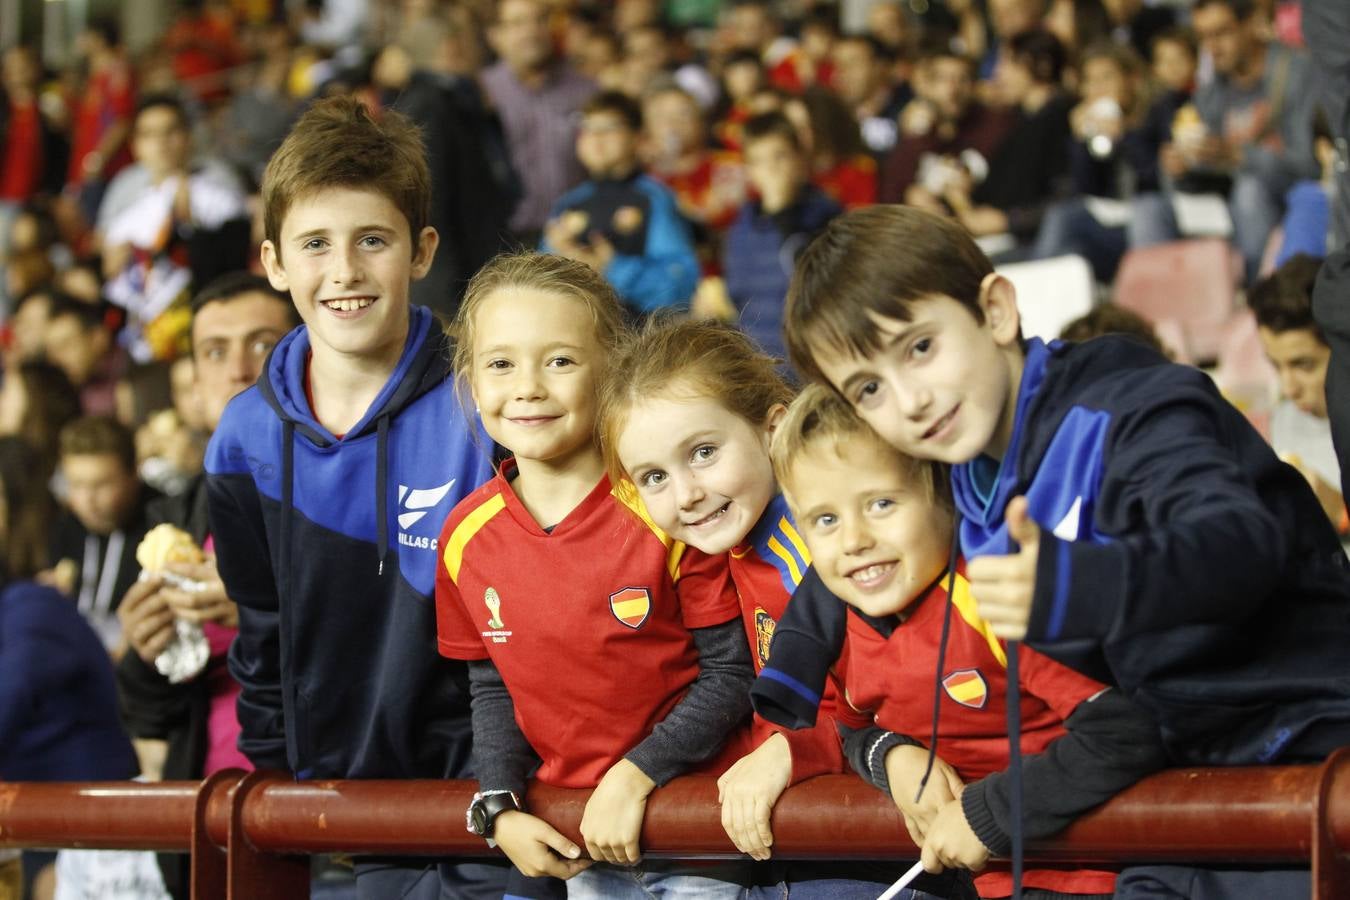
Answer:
top-left (564, 861), bottom-right (751, 899)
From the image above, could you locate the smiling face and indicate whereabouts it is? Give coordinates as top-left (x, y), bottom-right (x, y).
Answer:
top-left (617, 391), bottom-right (778, 554)
top-left (260, 186), bottom-right (437, 370)
top-left (469, 286), bottom-right (603, 466)
top-left (785, 437), bottom-right (951, 618)
top-left (809, 281), bottom-right (1023, 464)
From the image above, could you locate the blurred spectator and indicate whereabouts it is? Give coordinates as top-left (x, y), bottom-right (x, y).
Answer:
top-left (713, 49), bottom-right (767, 151)
top-left (115, 272), bottom-right (295, 900)
top-left (943, 29), bottom-right (1071, 253)
top-left (0, 47), bottom-right (67, 259)
top-left (1137, 0), bottom-right (1320, 281)
top-left (483, 0), bottom-right (596, 244)
top-left (831, 34), bottom-right (912, 158)
top-left (114, 362), bottom-right (174, 434)
top-left (0, 436), bottom-right (138, 900)
top-left (1059, 301), bottom-right (1166, 353)
top-left (982, 0), bottom-right (1046, 80)
top-left (722, 111), bottom-right (841, 363)
top-left (621, 24), bottom-right (676, 97)
top-left (215, 21), bottom-right (299, 189)
top-left (291, 0), bottom-right (369, 59)
top-left (1044, 0), bottom-right (1114, 67)
top-left (1275, 106), bottom-right (1339, 266)
top-left (100, 94), bottom-right (248, 363)
top-left (1034, 42), bottom-right (1157, 280)
top-left (769, 9), bottom-right (839, 93)
top-left (65, 18), bottom-right (136, 226)
top-left (47, 415), bottom-right (159, 653)
top-left (44, 293), bottom-right (126, 418)
top-left (879, 41), bottom-right (1014, 210)
top-left (642, 83), bottom-right (746, 241)
top-left (377, 18), bottom-right (519, 315)
top-left (543, 90), bottom-right (700, 315)
top-left (1102, 0), bottom-right (1178, 61)
top-left (0, 359), bottom-right (82, 485)
top-left (5, 287), bottom-right (54, 360)
top-left (162, 0), bottom-right (243, 106)
top-left (790, 87), bottom-right (879, 208)
top-left (1250, 255), bottom-right (1345, 532)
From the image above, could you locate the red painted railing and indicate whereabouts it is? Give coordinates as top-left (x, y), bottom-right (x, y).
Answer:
top-left (3, 751), bottom-right (1349, 899)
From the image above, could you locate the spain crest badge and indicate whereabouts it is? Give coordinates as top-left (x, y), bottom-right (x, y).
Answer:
top-left (942, 669), bottom-right (989, 709)
top-left (609, 586), bottom-right (651, 629)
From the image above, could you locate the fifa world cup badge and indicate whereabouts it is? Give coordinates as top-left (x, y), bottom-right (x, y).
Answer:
top-left (483, 588), bottom-right (511, 643)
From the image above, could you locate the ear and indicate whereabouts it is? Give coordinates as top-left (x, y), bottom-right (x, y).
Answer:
top-left (763, 402), bottom-right (789, 435)
top-left (260, 240), bottom-right (289, 292)
top-left (410, 227), bottom-right (440, 281)
top-left (977, 272), bottom-right (1021, 348)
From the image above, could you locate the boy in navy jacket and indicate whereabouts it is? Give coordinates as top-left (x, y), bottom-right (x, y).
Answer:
top-left (776, 205), bottom-right (1350, 898)
top-left (204, 97), bottom-right (499, 899)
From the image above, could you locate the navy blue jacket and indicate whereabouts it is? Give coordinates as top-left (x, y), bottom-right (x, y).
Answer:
top-left (724, 187), bottom-right (841, 363)
top-left (958, 336), bottom-right (1350, 765)
top-left (542, 173), bottom-right (699, 314)
top-left (205, 306), bottom-right (493, 779)
top-left (0, 580), bottom-right (137, 781)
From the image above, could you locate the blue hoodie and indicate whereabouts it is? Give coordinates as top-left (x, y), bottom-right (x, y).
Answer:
top-left (205, 306), bottom-right (493, 779)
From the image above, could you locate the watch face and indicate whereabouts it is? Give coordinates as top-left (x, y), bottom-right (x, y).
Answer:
top-left (470, 804), bottom-right (490, 836)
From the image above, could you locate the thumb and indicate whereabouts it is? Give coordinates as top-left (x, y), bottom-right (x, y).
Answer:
top-left (1005, 496), bottom-right (1038, 550)
top-left (538, 823), bottom-right (584, 860)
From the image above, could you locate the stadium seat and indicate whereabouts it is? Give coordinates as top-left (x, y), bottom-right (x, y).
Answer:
top-left (1114, 239), bottom-right (1241, 364)
top-left (997, 254), bottom-right (1095, 342)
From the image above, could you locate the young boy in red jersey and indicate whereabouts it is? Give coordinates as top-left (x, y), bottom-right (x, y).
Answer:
top-left (761, 383), bottom-right (1167, 900)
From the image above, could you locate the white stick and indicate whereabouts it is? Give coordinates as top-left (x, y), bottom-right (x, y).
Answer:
top-left (876, 860), bottom-right (928, 900)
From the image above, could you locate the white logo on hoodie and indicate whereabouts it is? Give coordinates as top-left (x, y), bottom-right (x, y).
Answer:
top-left (397, 479), bottom-right (456, 549)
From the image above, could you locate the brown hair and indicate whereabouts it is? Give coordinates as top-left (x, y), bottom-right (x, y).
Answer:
top-left (261, 94), bottom-right (430, 256)
top-left (743, 109), bottom-right (802, 153)
top-left (1059, 302), bottom-right (1165, 353)
top-left (770, 382), bottom-right (949, 509)
top-left (784, 205), bottom-right (993, 384)
top-left (1249, 254), bottom-right (1324, 340)
top-left (597, 317), bottom-right (793, 484)
top-left (59, 415), bottom-right (136, 473)
top-left (0, 436), bottom-right (53, 578)
top-left (8, 360), bottom-right (81, 480)
top-left (452, 252), bottom-right (627, 413)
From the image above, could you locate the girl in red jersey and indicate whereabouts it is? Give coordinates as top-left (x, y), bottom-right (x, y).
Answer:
top-left (599, 319), bottom-right (964, 900)
top-left (434, 253), bottom-right (755, 899)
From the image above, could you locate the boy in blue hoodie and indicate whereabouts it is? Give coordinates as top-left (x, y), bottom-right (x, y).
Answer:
top-left (204, 96), bottom-right (500, 899)
top-left (774, 205), bottom-right (1350, 899)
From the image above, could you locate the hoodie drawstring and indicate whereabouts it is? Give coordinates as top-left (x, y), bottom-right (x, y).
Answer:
top-left (916, 515), bottom-right (961, 803)
top-left (1006, 640), bottom-right (1024, 900)
top-left (375, 414), bottom-right (390, 576)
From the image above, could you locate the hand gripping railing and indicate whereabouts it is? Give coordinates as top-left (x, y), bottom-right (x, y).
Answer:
top-left (3, 750), bottom-right (1350, 899)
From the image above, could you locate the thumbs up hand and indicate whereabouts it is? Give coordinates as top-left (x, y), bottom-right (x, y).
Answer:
top-left (966, 496), bottom-right (1041, 640)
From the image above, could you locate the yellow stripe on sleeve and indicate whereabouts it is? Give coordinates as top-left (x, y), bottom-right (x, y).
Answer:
top-left (767, 535), bottom-right (804, 586)
top-left (442, 492), bottom-right (507, 582)
top-left (611, 480), bottom-right (683, 580)
top-left (778, 517), bottom-right (812, 567)
top-left (947, 572), bottom-right (1008, 667)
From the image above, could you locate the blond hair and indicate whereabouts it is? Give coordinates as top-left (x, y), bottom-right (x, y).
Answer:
top-left (598, 317), bottom-right (793, 484)
top-left (452, 252), bottom-right (627, 412)
top-left (770, 383), bottom-right (948, 508)
top-left (261, 94), bottom-right (430, 255)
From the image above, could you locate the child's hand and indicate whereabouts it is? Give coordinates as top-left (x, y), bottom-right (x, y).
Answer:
top-left (579, 758), bottom-right (656, 866)
top-left (493, 810), bottom-right (593, 880)
top-left (920, 797), bottom-right (990, 874)
top-left (717, 732), bottom-right (793, 860)
top-left (884, 744), bottom-right (965, 846)
top-left (968, 495), bottom-right (1040, 640)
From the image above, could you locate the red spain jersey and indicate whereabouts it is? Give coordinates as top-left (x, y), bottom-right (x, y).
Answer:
top-left (839, 566), bottom-right (1116, 898)
top-left (729, 494), bottom-right (858, 781)
top-left (435, 463), bottom-right (750, 789)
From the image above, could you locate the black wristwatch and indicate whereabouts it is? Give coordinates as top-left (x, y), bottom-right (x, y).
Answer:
top-left (465, 790), bottom-right (522, 846)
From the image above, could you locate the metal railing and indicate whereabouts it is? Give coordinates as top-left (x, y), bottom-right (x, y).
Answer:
top-left (3, 751), bottom-right (1349, 899)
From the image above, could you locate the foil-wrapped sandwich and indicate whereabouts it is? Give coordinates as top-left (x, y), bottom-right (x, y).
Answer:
top-left (136, 524), bottom-right (211, 684)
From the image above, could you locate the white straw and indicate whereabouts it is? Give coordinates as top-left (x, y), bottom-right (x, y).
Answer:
top-left (876, 860), bottom-right (928, 900)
